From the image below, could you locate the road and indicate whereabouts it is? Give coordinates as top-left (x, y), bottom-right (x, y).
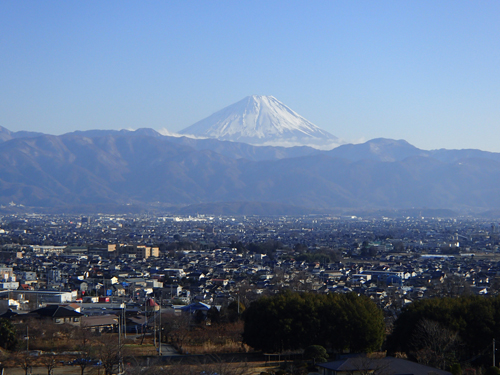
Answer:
top-left (4, 365), bottom-right (87, 375)
top-left (3, 344), bottom-right (181, 374)
top-left (158, 343), bottom-right (182, 357)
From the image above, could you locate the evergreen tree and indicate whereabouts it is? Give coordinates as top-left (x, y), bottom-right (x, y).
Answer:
top-left (243, 292), bottom-right (384, 353)
top-left (0, 318), bottom-right (17, 351)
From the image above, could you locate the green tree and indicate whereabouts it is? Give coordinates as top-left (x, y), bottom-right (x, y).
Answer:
top-left (304, 345), bottom-right (328, 363)
top-left (0, 318), bottom-right (17, 351)
top-left (207, 306), bottom-right (221, 325)
top-left (450, 363), bottom-right (462, 375)
top-left (227, 300), bottom-right (245, 322)
top-left (243, 292), bottom-right (384, 353)
top-left (388, 295), bottom-right (500, 365)
top-left (485, 367), bottom-right (500, 375)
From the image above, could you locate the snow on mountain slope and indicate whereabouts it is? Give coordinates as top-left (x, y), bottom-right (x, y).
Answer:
top-left (179, 95), bottom-right (343, 149)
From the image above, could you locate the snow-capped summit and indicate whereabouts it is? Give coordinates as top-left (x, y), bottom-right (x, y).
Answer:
top-left (179, 95), bottom-right (342, 149)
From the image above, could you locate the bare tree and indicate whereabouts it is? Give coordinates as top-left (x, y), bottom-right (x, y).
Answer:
top-left (72, 325), bottom-right (98, 375)
top-left (0, 350), bottom-right (10, 375)
top-left (95, 335), bottom-right (123, 375)
top-left (39, 354), bottom-right (57, 375)
top-left (73, 345), bottom-right (97, 375)
top-left (410, 319), bottom-right (461, 369)
top-left (74, 324), bottom-right (95, 348)
top-left (11, 352), bottom-right (33, 375)
top-left (163, 313), bottom-right (191, 352)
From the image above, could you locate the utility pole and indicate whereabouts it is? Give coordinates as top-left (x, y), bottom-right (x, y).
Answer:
top-left (118, 313), bottom-right (121, 374)
top-left (158, 298), bottom-right (162, 356)
top-left (153, 304), bottom-right (157, 348)
top-left (123, 304), bottom-right (126, 339)
top-left (494, 338), bottom-right (496, 367)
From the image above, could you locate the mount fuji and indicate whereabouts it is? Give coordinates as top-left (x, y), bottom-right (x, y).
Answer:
top-left (179, 95), bottom-right (342, 149)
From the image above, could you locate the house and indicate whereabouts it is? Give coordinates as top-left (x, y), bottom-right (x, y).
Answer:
top-left (126, 315), bottom-right (148, 333)
top-left (318, 357), bottom-right (451, 375)
top-left (81, 314), bottom-right (119, 332)
top-left (180, 301), bottom-right (211, 314)
top-left (144, 298), bottom-right (159, 312)
top-left (112, 283), bottom-right (126, 296)
top-left (30, 305), bottom-right (83, 325)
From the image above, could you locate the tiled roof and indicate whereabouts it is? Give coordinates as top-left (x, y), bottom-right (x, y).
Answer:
top-left (319, 357), bottom-right (451, 375)
top-left (31, 305), bottom-right (83, 318)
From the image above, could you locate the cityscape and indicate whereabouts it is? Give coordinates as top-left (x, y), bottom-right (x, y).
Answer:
top-left (1, 213), bottom-right (500, 373)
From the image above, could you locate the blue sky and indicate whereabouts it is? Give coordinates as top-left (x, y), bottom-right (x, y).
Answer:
top-left (1, 1), bottom-right (500, 151)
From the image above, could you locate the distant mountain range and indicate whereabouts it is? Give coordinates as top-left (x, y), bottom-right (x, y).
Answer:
top-left (0, 125), bottom-right (45, 143)
top-left (1, 124), bottom-right (500, 215)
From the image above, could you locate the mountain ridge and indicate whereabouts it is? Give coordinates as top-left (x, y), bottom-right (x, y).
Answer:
top-left (2, 127), bottom-right (500, 214)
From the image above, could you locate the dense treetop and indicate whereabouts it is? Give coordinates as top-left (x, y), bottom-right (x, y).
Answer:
top-left (243, 291), bottom-right (384, 353)
top-left (0, 318), bottom-right (17, 351)
top-left (388, 295), bottom-right (500, 366)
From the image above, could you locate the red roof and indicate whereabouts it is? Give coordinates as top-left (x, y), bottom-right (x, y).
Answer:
top-left (145, 298), bottom-right (159, 307)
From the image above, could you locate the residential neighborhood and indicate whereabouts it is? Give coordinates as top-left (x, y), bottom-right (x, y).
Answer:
top-left (0, 213), bottom-right (499, 374)
top-left (1, 214), bottom-right (499, 311)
